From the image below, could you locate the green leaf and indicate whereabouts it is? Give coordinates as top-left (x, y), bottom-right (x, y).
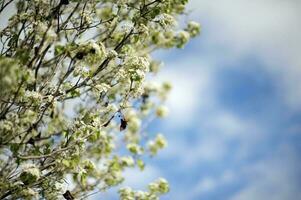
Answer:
top-left (54, 45), bottom-right (65, 56)
top-left (137, 159), bottom-right (145, 171)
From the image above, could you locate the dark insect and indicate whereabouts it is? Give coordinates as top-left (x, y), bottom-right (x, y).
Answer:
top-left (75, 52), bottom-right (85, 60)
top-left (141, 93), bottom-right (149, 104)
top-left (89, 48), bottom-right (96, 54)
top-left (63, 190), bottom-right (74, 200)
top-left (60, 0), bottom-right (69, 5)
top-left (120, 118), bottom-right (128, 131)
top-left (27, 138), bottom-right (35, 146)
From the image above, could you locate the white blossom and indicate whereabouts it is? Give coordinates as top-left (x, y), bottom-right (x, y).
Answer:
top-left (187, 21), bottom-right (201, 37)
top-left (154, 14), bottom-right (176, 27)
top-left (0, 0), bottom-right (197, 198)
top-left (156, 105), bottom-right (169, 118)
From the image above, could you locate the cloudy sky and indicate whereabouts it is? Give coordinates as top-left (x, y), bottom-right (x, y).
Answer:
top-left (102, 0), bottom-right (301, 200)
top-left (1, 1), bottom-right (300, 199)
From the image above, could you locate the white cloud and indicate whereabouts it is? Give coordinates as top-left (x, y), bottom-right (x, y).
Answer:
top-left (202, 111), bottom-right (254, 136)
top-left (122, 165), bottom-right (162, 189)
top-left (231, 145), bottom-right (301, 200)
top-left (153, 1), bottom-right (301, 199)
top-left (186, 144), bottom-right (301, 200)
top-left (194, 177), bottom-right (216, 193)
top-left (191, 170), bottom-right (236, 199)
top-left (157, 58), bottom-right (213, 127)
top-left (188, 0), bottom-right (301, 109)
top-left (161, 108), bottom-right (263, 168)
top-left (160, 126), bottom-right (227, 167)
top-left (185, 134), bottom-right (227, 163)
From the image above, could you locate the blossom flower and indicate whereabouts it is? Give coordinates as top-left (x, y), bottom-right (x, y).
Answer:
top-left (0, 0), bottom-right (199, 198)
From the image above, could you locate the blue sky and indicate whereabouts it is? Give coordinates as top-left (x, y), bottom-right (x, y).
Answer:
top-left (1, 1), bottom-right (300, 199)
top-left (101, 1), bottom-right (301, 200)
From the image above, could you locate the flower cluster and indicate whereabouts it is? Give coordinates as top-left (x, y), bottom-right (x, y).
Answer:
top-left (123, 56), bottom-right (150, 82)
top-left (119, 178), bottom-right (169, 200)
top-left (20, 164), bottom-right (41, 185)
top-left (187, 21), bottom-right (201, 37)
top-left (0, 0), bottom-right (199, 199)
top-left (148, 134), bottom-right (168, 156)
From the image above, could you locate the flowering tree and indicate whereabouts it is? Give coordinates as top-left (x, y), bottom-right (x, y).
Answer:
top-left (0, 0), bottom-right (199, 199)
